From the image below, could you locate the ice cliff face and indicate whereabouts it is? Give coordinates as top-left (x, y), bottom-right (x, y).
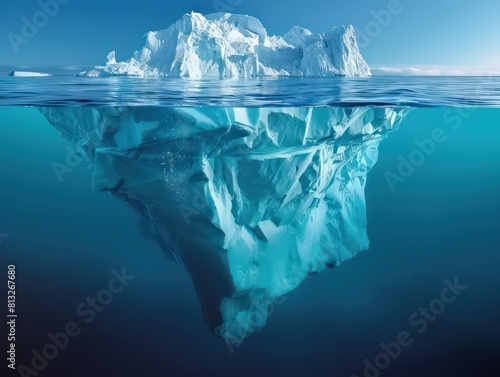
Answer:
top-left (40, 106), bottom-right (408, 346)
top-left (83, 12), bottom-right (371, 78)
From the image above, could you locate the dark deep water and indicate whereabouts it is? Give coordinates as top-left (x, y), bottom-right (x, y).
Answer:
top-left (1, 106), bottom-right (499, 377)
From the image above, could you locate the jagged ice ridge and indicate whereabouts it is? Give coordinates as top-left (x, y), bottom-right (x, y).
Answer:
top-left (82, 12), bottom-right (371, 78)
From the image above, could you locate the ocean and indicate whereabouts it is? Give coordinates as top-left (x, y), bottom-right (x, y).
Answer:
top-left (1, 76), bottom-right (499, 377)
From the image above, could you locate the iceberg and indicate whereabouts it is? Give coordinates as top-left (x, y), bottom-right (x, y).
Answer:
top-left (82, 12), bottom-right (371, 78)
top-left (40, 105), bottom-right (409, 346)
top-left (9, 71), bottom-right (52, 77)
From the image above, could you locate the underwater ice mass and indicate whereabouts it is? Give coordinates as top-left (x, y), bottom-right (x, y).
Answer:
top-left (81, 12), bottom-right (371, 78)
top-left (40, 106), bottom-right (409, 345)
top-left (33, 11), bottom-right (411, 346)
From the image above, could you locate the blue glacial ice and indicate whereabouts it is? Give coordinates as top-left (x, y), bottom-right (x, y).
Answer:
top-left (80, 12), bottom-right (371, 78)
top-left (40, 106), bottom-right (409, 346)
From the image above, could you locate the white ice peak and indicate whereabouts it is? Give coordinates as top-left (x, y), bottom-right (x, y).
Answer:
top-left (88, 12), bottom-right (371, 78)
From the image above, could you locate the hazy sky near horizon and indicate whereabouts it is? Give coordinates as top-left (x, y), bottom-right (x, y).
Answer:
top-left (1, 0), bottom-right (499, 73)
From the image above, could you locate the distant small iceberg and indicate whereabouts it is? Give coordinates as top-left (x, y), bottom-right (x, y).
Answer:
top-left (9, 71), bottom-right (52, 77)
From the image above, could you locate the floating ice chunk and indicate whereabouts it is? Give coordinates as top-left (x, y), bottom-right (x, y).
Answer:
top-left (9, 71), bottom-right (52, 77)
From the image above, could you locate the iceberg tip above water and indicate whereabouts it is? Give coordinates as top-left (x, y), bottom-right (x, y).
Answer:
top-left (81, 12), bottom-right (371, 78)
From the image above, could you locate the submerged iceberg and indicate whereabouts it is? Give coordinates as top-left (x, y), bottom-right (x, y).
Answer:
top-left (40, 105), bottom-right (408, 346)
top-left (83, 12), bottom-right (371, 78)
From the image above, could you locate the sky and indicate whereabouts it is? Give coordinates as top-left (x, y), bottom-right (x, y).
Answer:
top-left (0, 0), bottom-right (499, 74)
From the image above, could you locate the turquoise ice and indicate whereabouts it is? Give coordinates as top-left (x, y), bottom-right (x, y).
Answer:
top-left (40, 106), bottom-right (409, 345)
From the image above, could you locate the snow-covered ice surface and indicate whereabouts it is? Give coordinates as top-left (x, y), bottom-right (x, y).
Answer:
top-left (83, 12), bottom-right (371, 78)
top-left (40, 105), bottom-right (409, 346)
